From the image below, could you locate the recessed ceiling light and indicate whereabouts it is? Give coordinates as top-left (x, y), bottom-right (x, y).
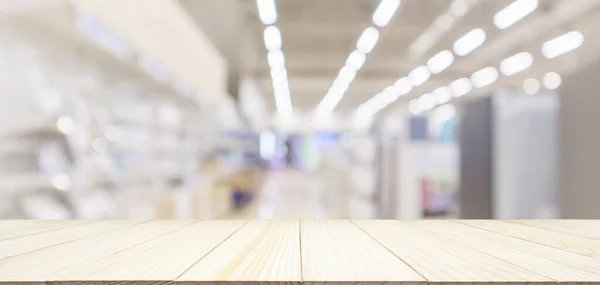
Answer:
top-left (543, 72), bottom-right (562, 90)
top-left (453, 28), bottom-right (486, 56)
top-left (542, 31), bottom-right (584, 59)
top-left (523, 78), bottom-right (540, 95)
top-left (500, 52), bottom-right (533, 76)
top-left (494, 0), bottom-right (538, 29)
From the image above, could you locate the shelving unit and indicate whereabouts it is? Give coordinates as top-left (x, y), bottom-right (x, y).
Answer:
top-left (0, 4), bottom-right (225, 219)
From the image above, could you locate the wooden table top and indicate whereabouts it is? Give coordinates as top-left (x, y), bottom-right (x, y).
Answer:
top-left (0, 220), bottom-right (599, 284)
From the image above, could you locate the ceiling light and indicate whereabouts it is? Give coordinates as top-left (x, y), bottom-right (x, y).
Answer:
top-left (417, 93), bottom-right (436, 111)
top-left (453, 28), bottom-right (486, 56)
top-left (427, 50), bottom-right (454, 74)
top-left (500, 52), bottom-right (533, 76)
top-left (373, 0), bottom-right (401, 27)
top-left (393, 77), bottom-right (413, 95)
top-left (267, 50), bottom-right (285, 68)
top-left (383, 89), bottom-right (400, 104)
top-left (542, 31), bottom-right (584, 59)
top-left (270, 67), bottom-right (287, 83)
top-left (263, 26), bottom-right (282, 51)
top-left (51, 174), bottom-right (71, 191)
top-left (408, 66), bottom-right (431, 86)
top-left (257, 0), bottom-right (277, 25)
top-left (56, 116), bottom-right (74, 134)
top-left (433, 86), bottom-right (452, 105)
top-left (543, 72), bottom-right (562, 90)
top-left (408, 99), bottom-right (422, 115)
top-left (449, 78), bottom-right (472, 97)
top-left (523, 78), bottom-right (540, 95)
top-left (494, 0), bottom-right (538, 29)
top-left (471, 67), bottom-right (498, 88)
top-left (346, 50), bottom-right (366, 70)
top-left (450, 0), bottom-right (469, 17)
top-left (356, 27), bottom-right (380, 54)
top-left (338, 66), bottom-right (357, 81)
top-left (433, 15), bottom-right (456, 33)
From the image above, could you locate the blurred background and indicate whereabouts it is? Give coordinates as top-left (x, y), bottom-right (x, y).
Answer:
top-left (0, 0), bottom-right (598, 220)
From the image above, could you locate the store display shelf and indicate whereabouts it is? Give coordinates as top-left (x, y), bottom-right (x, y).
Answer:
top-left (0, 220), bottom-right (599, 284)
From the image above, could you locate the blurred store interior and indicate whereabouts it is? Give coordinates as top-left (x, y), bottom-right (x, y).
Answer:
top-left (1, 0), bottom-right (599, 220)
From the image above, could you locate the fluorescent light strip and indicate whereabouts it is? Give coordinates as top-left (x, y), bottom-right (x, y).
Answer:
top-left (449, 78), bottom-right (472, 97)
top-left (356, 27), bottom-right (380, 54)
top-left (319, 1), bottom-right (406, 115)
top-left (267, 50), bottom-right (285, 68)
top-left (257, 0), bottom-right (277, 25)
top-left (355, 77), bottom-right (413, 117)
top-left (432, 86), bottom-right (452, 105)
top-left (453, 28), bottom-right (486, 56)
top-left (408, 0), bottom-right (480, 57)
top-left (427, 50), bottom-right (454, 74)
top-left (500, 52), bottom-right (533, 76)
top-left (346, 50), bottom-right (366, 70)
top-left (263, 26), bottom-right (282, 51)
top-left (258, 0), bottom-right (291, 115)
top-left (494, 0), bottom-right (538, 29)
top-left (542, 31), bottom-right (584, 59)
top-left (471, 67), bottom-right (498, 88)
top-left (408, 66), bottom-right (431, 86)
top-left (373, 0), bottom-right (401, 27)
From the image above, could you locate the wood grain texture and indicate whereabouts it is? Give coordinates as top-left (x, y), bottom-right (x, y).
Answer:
top-left (0, 220), bottom-right (193, 281)
top-left (0, 220), bottom-right (88, 241)
top-left (427, 220), bottom-right (600, 282)
top-left (514, 220), bottom-right (600, 240)
top-left (178, 220), bottom-right (301, 283)
top-left (51, 220), bottom-right (247, 281)
top-left (301, 220), bottom-right (425, 284)
top-left (354, 220), bottom-right (551, 284)
top-left (0, 220), bottom-right (139, 259)
top-left (458, 220), bottom-right (600, 259)
top-left (0, 220), bottom-right (598, 285)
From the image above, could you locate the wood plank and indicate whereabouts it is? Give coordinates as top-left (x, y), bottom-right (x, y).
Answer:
top-left (0, 220), bottom-right (89, 241)
top-left (0, 220), bottom-right (140, 260)
top-left (460, 220), bottom-right (600, 259)
top-left (178, 220), bottom-right (301, 283)
top-left (416, 220), bottom-right (600, 282)
top-left (49, 220), bottom-right (247, 281)
top-left (0, 220), bottom-right (40, 231)
top-left (301, 220), bottom-right (425, 284)
top-left (354, 220), bottom-right (551, 284)
top-left (515, 219), bottom-right (600, 240)
top-left (0, 220), bottom-right (193, 282)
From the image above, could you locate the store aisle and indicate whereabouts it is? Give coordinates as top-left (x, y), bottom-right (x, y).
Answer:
top-left (225, 170), bottom-right (347, 219)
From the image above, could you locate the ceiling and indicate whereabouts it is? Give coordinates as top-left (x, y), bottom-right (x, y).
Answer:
top-left (184, 0), bottom-right (600, 117)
